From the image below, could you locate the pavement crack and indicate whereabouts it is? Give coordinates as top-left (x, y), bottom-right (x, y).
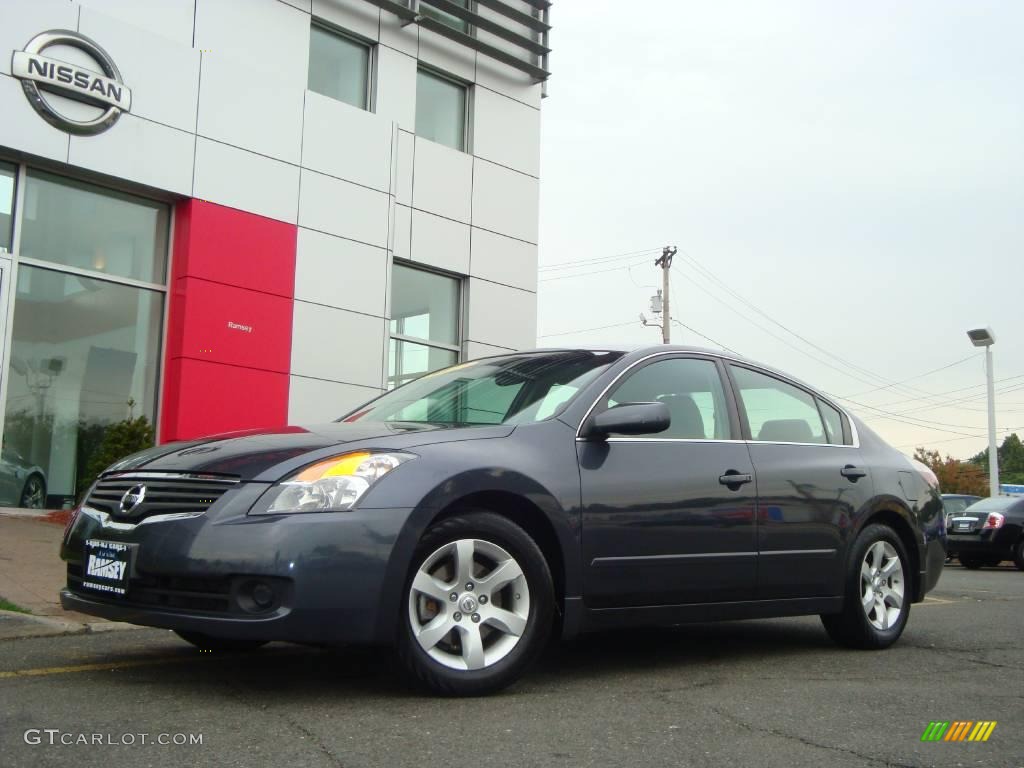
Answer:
top-left (220, 679), bottom-right (345, 768)
top-left (710, 706), bottom-right (922, 768)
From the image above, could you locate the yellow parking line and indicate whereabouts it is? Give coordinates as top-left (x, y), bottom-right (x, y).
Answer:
top-left (0, 647), bottom-right (299, 681)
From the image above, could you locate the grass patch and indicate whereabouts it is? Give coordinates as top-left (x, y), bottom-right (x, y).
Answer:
top-left (0, 597), bottom-right (31, 614)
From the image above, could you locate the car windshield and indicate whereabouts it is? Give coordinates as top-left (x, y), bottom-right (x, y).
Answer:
top-left (942, 498), bottom-right (974, 515)
top-left (340, 350), bottom-right (624, 426)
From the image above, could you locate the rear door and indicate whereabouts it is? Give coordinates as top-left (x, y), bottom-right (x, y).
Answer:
top-left (726, 364), bottom-right (873, 599)
top-left (579, 354), bottom-right (758, 608)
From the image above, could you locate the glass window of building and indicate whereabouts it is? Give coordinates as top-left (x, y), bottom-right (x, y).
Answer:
top-left (308, 24), bottom-right (371, 110)
top-left (416, 68), bottom-right (468, 151)
top-left (19, 170), bottom-right (169, 284)
top-left (389, 264), bottom-right (461, 389)
top-left (420, 0), bottom-right (470, 33)
top-left (0, 162), bottom-right (15, 254)
top-left (2, 172), bottom-right (168, 509)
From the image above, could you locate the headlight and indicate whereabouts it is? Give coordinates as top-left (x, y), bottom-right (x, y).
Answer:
top-left (258, 451), bottom-right (414, 514)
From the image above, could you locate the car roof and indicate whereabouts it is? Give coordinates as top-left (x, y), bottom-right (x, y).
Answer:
top-left (941, 493), bottom-right (981, 499)
top-left (529, 344), bottom-right (834, 404)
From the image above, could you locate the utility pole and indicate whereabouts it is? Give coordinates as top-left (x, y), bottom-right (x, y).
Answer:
top-left (654, 246), bottom-right (676, 344)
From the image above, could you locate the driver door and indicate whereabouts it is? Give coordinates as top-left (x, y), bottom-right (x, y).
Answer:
top-left (578, 355), bottom-right (758, 608)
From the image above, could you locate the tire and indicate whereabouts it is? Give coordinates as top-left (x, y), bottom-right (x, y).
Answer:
top-left (959, 555), bottom-right (985, 570)
top-left (1014, 539), bottom-right (1024, 572)
top-left (396, 511), bottom-right (555, 697)
top-left (174, 631), bottom-right (268, 652)
top-left (821, 523), bottom-right (911, 650)
top-left (20, 474), bottom-right (46, 509)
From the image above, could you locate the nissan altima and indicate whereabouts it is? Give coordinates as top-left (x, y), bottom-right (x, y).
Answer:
top-left (60, 346), bottom-right (946, 696)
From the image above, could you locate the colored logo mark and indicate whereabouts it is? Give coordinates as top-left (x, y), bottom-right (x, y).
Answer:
top-left (921, 721), bottom-right (997, 742)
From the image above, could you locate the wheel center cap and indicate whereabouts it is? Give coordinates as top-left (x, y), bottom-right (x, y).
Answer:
top-left (459, 594), bottom-right (478, 614)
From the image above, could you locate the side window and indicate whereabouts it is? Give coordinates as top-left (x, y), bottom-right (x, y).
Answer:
top-left (603, 358), bottom-right (731, 439)
top-left (817, 398), bottom-right (848, 445)
top-left (730, 366), bottom-right (826, 444)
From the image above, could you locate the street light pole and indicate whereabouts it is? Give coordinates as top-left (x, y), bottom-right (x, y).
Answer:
top-left (984, 343), bottom-right (999, 497)
top-left (967, 327), bottom-right (999, 497)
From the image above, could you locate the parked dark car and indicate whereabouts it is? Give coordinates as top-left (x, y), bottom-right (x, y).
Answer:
top-left (0, 445), bottom-right (47, 509)
top-left (60, 346), bottom-right (946, 695)
top-left (941, 493), bottom-right (982, 522)
top-left (945, 495), bottom-right (1024, 570)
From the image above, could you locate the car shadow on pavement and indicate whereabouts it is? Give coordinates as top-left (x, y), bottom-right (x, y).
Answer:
top-left (101, 618), bottom-right (833, 699)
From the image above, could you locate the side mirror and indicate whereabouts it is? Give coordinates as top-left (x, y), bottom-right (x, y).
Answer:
top-left (585, 402), bottom-right (671, 440)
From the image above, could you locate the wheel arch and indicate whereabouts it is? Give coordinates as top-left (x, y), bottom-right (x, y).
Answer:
top-left (857, 499), bottom-right (922, 602)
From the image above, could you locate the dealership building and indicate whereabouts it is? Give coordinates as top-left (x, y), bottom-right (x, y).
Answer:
top-left (0, 0), bottom-right (550, 508)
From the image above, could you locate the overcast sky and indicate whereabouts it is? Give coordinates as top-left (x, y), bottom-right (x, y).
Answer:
top-left (535, 0), bottom-right (1024, 460)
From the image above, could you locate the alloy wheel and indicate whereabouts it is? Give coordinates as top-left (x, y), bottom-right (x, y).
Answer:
top-left (408, 538), bottom-right (531, 671)
top-left (860, 540), bottom-right (904, 631)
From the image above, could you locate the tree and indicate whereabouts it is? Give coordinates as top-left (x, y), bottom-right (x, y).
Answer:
top-left (914, 448), bottom-right (989, 496)
top-left (968, 432), bottom-right (1024, 485)
top-left (76, 403), bottom-right (155, 499)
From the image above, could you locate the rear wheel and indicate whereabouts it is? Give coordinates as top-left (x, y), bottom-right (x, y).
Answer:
top-left (174, 631), bottom-right (268, 652)
top-left (397, 511), bottom-right (554, 696)
top-left (821, 524), bottom-right (910, 649)
top-left (20, 474), bottom-right (46, 509)
top-left (1014, 539), bottom-right (1024, 572)
top-left (959, 555), bottom-right (985, 570)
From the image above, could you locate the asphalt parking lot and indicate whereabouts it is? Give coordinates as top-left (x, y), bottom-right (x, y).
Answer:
top-left (1, 564), bottom-right (1021, 768)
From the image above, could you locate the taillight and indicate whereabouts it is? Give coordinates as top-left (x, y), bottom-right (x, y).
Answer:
top-left (982, 512), bottom-right (1005, 530)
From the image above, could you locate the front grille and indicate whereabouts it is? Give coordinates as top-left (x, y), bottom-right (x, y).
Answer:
top-left (67, 563), bottom-right (233, 613)
top-left (85, 473), bottom-right (239, 522)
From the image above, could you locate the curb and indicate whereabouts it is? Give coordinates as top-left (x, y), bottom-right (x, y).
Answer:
top-left (0, 609), bottom-right (141, 641)
top-left (0, 508), bottom-right (72, 526)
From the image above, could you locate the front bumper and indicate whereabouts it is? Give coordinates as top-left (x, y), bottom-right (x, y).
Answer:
top-left (60, 483), bottom-right (415, 645)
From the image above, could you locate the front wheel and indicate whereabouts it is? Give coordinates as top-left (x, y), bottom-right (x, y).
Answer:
top-left (397, 511), bottom-right (554, 696)
top-left (959, 555), bottom-right (985, 570)
top-left (1014, 539), bottom-right (1024, 572)
top-left (821, 524), bottom-right (910, 650)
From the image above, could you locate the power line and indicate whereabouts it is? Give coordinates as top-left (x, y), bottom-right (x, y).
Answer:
top-left (537, 321), bottom-right (637, 339)
top-left (669, 319), bottom-right (739, 354)
top-left (538, 257), bottom-right (652, 282)
top-left (894, 425), bottom-right (1024, 451)
top-left (538, 247), bottom-right (662, 272)
top-left (839, 353), bottom-right (981, 399)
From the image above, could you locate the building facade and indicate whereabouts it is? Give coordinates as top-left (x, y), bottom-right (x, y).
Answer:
top-left (0, 0), bottom-right (549, 508)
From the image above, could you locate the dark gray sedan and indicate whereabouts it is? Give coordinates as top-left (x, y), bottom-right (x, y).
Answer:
top-left (60, 346), bottom-right (946, 695)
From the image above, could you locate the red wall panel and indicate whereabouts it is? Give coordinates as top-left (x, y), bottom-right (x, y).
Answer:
top-left (162, 200), bottom-right (296, 443)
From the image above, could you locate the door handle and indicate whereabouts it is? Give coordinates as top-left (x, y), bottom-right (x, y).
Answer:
top-left (719, 470), bottom-right (752, 489)
top-left (840, 464), bottom-right (867, 481)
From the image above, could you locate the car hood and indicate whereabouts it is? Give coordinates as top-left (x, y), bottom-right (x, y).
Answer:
top-left (104, 422), bottom-right (515, 481)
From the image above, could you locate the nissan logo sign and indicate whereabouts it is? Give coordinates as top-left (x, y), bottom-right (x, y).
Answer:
top-left (11, 29), bottom-right (131, 135)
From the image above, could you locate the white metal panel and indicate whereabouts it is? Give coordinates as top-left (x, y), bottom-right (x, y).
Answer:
top-left (475, 59), bottom-right (542, 110)
top-left (78, 5), bottom-right (201, 133)
top-left (294, 226), bottom-right (388, 317)
top-left (69, 113), bottom-right (195, 195)
top-left (193, 137), bottom-right (300, 223)
top-left (392, 203), bottom-right (411, 260)
top-left (472, 85), bottom-right (540, 178)
top-left (302, 91), bottom-right (393, 193)
top-left (469, 226), bottom-right (537, 291)
top-left (298, 168), bottom-right (390, 247)
top-left (465, 340), bottom-right (517, 360)
top-left (288, 374), bottom-right (381, 424)
top-left (280, 0), bottom-right (313, 12)
top-left (194, 0), bottom-right (310, 92)
top-left (374, 46), bottom-right (416, 132)
top-left (412, 136), bottom-right (472, 223)
top-left (410, 208), bottom-right (470, 274)
top-left (197, 50), bottom-right (304, 165)
top-left (77, 0), bottom-right (197, 46)
top-left (311, 0), bottom-right (380, 42)
top-left (0, 73), bottom-right (69, 163)
top-left (471, 158), bottom-right (538, 243)
top-left (290, 300), bottom-right (386, 387)
top-left (378, 5), bottom-right (417, 57)
top-left (394, 129), bottom-right (414, 206)
top-left (466, 277), bottom-right (536, 351)
top-left (0, 0), bottom-right (79, 78)
top-left (418, 27), bottom-right (475, 82)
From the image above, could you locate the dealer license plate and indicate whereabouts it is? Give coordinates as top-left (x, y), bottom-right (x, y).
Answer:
top-left (82, 539), bottom-right (132, 597)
